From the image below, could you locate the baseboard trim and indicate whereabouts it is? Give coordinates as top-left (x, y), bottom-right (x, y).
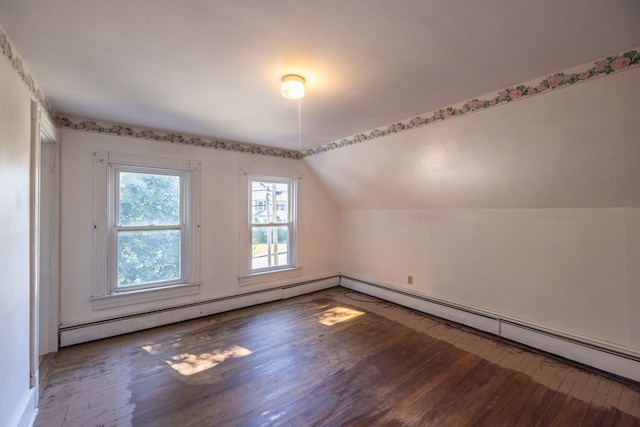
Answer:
top-left (58, 273), bottom-right (639, 383)
top-left (340, 275), bottom-right (640, 383)
top-left (12, 387), bottom-right (37, 427)
top-left (60, 275), bottom-right (339, 347)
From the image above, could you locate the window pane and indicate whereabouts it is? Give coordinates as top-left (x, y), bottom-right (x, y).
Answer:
top-left (251, 181), bottom-right (289, 224)
top-left (251, 226), bottom-right (289, 270)
top-left (118, 229), bottom-right (181, 286)
top-left (119, 172), bottom-right (180, 226)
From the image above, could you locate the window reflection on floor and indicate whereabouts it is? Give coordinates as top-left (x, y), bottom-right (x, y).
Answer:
top-left (142, 344), bottom-right (253, 376)
top-left (318, 307), bottom-right (365, 326)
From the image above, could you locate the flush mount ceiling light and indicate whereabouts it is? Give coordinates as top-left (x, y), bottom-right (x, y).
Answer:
top-left (281, 74), bottom-right (305, 99)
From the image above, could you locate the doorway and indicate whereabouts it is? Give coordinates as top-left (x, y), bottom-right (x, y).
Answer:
top-left (30, 101), bottom-right (59, 394)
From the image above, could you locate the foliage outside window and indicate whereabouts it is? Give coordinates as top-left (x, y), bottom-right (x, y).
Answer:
top-left (92, 151), bottom-right (200, 310)
top-left (114, 169), bottom-right (184, 290)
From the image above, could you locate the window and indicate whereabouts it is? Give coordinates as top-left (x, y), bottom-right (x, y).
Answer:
top-left (239, 169), bottom-right (302, 284)
top-left (250, 178), bottom-right (293, 272)
top-left (92, 151), bottom-right (200, 309)
top-left (113, 168), bottom-right (184, 291)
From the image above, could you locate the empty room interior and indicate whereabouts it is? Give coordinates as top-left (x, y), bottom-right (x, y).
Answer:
top-left (1, 1), bottom-right (640, 426)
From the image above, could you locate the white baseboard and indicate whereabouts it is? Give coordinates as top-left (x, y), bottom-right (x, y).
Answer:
top-left (340, 276), bottom-right (640, 383)
top-left (11, 387), bottom-right (37, 427)
top-left (58, 273), bottom-right (640, 383)
top-left (60, 276), bottom-right (339, 347)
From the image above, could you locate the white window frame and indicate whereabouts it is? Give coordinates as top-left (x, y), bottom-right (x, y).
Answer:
top-left (91, 151), bottom-right (201, 310)
top-left (110, 164), bottom-right (187, 292)
top-left (238, 168), bottom-right (302, 286)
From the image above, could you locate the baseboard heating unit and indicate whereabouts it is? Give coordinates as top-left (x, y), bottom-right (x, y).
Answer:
top-left (340, 275), bottom-right (640, 384)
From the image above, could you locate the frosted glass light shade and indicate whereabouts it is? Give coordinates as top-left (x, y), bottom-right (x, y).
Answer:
top-left (281, 75), bottom-right (305, 99)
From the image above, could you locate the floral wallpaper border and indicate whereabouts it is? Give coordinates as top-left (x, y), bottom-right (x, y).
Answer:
top-left (7, 21), bottom-right (634, 160)
top-left (0, 22), bottom-right (298, 159)
top-left (59, 47), bottom-right (639, 159)
top-left (0, 25), bottom-right (53, 116)
top-left (303, 47), bottom-right (640, 157)
top-left (55, 117), bottom-right (301, 159)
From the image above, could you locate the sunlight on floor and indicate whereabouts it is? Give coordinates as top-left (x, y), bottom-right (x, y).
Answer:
top-left (319, 306), bottom-right (365, 326)
top-left (142, 344), bottom-right (253, 376)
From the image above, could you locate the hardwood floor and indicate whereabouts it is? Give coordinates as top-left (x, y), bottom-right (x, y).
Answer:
top-left (36, 288), bottom-right (640, 426)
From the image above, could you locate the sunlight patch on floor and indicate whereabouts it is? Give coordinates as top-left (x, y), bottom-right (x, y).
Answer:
top-left (319, 307), bottom-right (365, 326)
top-left (141, 343), bottom-right (162, 355)
top-left (143, 344), bottom-right (253, 376)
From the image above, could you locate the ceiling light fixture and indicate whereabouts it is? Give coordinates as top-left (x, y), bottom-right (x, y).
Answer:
top-left (281, 74), bottom-right (306, 159)
top-left (281, 74), bottom-right (305, 100)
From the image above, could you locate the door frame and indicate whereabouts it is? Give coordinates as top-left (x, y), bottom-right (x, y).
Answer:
top-left (30, 101), bottom-right (59, 393)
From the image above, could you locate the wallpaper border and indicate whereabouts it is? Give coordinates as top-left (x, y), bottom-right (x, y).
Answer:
top-left (0, 24), bottom-right (53, 116)
top-left (55, 117), bottom-right (300, 159)
top-left (26, 42), bottom-right (636, 160)
top-left (303, 47), bottom-right (639, 157)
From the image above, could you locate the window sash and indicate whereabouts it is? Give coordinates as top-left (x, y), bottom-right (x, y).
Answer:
top-left (110, 166), bottom-right (188, 293)
top-left (250, 223), bottom-right (293, 272)
top-left (115, 228), bottom-right (184, 289)
top-left (247, 175), bottom-right (297, 274)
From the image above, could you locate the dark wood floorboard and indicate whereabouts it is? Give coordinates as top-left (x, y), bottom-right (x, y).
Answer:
top-left (35, 287), bottom-right (640, 426)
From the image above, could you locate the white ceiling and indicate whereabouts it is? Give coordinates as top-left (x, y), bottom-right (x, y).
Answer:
top-left (0, 1), bottom-right (639, 151)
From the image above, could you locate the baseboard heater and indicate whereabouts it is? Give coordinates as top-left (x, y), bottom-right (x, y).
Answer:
top-left (60, 274), bottom-right (639, 383)
top-left (59, 275), bottom-right (340, 347)
top-left (340, 275), bottom-right (640, 384)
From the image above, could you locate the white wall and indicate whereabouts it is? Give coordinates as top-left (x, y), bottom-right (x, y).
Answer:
top-left (340, 208), bottom-right (640, 354)
top-left (59, 129), bottom-right (340, 329)
top-left (0, 56), bottom-right (36, 426)
top-left (306, 66), bottom-right (640, 361)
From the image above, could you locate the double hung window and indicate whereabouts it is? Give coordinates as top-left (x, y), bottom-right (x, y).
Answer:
top-left (250, 178), bottom-right (294, 272)
top-left (92, 151), bottom-right (200, 309)
top-left (239, 169), bottom-right (301, 283)
top-left (113, 167), bottom-right (185, 291)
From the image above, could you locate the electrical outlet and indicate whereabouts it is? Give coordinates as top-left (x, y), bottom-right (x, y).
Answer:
top-left (407, 275), bottom-right (413, 285)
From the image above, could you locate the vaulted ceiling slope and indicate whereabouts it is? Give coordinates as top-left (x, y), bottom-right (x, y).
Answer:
top-left (304, 66), bottom-right (640, 209)
top-left (0, 1), bottom-right (639, 151)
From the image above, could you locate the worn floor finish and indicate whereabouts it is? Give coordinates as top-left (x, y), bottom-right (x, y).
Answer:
top-left (36, 288), bottom-right (640, 426)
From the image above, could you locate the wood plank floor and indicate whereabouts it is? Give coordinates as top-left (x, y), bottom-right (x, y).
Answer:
top-left (36, 288), bottom-right (640, 426)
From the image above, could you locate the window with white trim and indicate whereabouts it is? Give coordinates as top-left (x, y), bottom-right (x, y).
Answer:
top-left (92, 151), bottom-right (200, 309)
top-left (239, 169), bottom-right (302, 284)
top-left (112, 166), bottom-right (185, 291)
top-left (250, 178), bottom-right (293, 271)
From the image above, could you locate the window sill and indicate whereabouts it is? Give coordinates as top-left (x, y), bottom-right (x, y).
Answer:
top-left (91, 282), bottom-right (201, 310)
top-left (238, 267), bottom-right (303, 287)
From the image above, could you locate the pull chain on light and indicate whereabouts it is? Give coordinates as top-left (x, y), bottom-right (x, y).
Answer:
top-left (298, 98), bottom-right (302, 160)
top-left (281, 74), bottom-right (306, 159)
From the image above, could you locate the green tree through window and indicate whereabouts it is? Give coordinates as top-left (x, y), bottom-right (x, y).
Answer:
top-left (116, 171), bottom-right (183, 287)
top-left (91, 151), bottom-right (200, 308)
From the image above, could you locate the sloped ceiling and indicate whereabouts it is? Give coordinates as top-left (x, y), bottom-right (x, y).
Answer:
top-left (305, 67), bottom-right (640, 209)
top-left (0, 0), bottom-right (639, 152)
